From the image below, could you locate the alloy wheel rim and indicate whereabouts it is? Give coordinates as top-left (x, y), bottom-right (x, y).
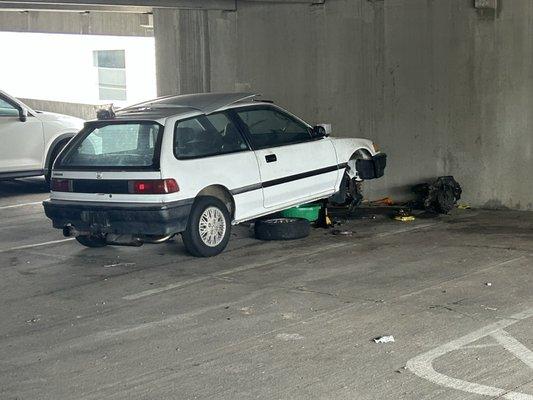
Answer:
top-left (198, 206), bottom-right (226, 247)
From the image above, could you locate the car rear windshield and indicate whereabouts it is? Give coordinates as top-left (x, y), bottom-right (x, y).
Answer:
top-left (58, 122), bottom-right (162, 169)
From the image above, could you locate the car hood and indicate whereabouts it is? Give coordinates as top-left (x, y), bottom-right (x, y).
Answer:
top-left (34, 110), bottom-right (84, 129)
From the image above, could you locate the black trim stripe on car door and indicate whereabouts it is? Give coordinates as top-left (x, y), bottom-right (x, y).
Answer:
top-left (230, 163), bottom-right (347, 195)
top-left (55, 164), bottom-right (348, 196)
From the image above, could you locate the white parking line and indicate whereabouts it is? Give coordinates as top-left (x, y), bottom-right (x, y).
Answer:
top-left (491, 329), bottom-right (533, 369)
top-left (0, 238), bottom-right (75, 254)
top-left (0, 201), bottom-right (43, 210)
top-left (407, 308), bottom-right (533, 399)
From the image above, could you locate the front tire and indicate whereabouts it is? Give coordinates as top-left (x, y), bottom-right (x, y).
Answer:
top-left (75, 235), bottom-right (107, 248)
top-left (182, 196), bottom-right (231, 257)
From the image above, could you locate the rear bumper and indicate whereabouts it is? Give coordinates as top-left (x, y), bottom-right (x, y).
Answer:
top-left (43, 199), bottom-right (193, 236)
top-left (356, 153), bottom-right (387, 180)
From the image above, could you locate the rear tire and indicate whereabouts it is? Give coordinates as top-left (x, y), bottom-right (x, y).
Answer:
top-left (75, 235), bottom-right (107, 248)
top-left (254, 218), bottom-right (310, 241)
top-left (182, 196), bottom-right (231, 257)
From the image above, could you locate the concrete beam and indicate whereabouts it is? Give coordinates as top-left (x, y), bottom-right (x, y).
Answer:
top-left (0, 0), bottom-right (236, 12)
top-left (0, 10), bottom-right (154, 35)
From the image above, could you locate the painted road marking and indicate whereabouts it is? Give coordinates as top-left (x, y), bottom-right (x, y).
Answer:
top-left (0, 238), bottom-right (75, 254)
top-left (0, 201), bottom-right (43, 210)
top-left (407, 308), bottom-right (533, 399)
top-left (491, 329), bottom-right (533, 369)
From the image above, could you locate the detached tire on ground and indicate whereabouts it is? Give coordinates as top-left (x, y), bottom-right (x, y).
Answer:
top-left (182, 196), bottom-right (231, 257)
top-left (254, 218), bottom-right (310, 241)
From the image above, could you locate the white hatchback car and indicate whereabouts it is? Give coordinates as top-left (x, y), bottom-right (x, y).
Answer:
top-left (0, 90), bottom-right (84, 182)
top-left (44, 93), bottom-right (386, 257)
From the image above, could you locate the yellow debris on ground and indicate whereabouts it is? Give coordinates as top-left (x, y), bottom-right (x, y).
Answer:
top-left (394, 215), bottom-right (416, 222)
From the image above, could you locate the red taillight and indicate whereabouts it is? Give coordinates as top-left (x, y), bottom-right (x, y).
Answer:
top-left (129, 179), bottom-right (179, 194)
top-left (50, 178), bottom-right (72, 192)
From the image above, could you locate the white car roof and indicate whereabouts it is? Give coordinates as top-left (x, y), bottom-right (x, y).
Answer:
top-left (110, 92), bottom-right (260, 122)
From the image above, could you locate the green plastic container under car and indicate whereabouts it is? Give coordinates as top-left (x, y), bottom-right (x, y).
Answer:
top-left (280, 203), bottom-right (322, 222)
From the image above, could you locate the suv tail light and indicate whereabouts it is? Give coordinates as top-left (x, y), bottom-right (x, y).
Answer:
top-left (50, 178), bottom-right (72, 192)
top-left (129, 179), bottom-right (179, 194)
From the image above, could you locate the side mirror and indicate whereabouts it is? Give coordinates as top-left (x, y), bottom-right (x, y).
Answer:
top-left (19, 108), bottom-right (28, 122)
top-left (312, 123), bottom-right (332, 138)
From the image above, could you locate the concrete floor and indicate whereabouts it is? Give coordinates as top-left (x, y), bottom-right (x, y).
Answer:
top-left (0, 178), bottom-right (532, 400)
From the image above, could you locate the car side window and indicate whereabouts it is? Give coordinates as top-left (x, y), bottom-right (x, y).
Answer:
top-left (174, 112), bottom-right (248, 159)
top-left (0, 98), bottom-right (19, 117)
top-left (236, 108), bottom-right (312, 149)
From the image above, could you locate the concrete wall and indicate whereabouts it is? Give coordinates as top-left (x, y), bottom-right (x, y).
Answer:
top-left (20, 98), bottom-right (96, 120)
top-left (155, 0), bottom-right (533, 210)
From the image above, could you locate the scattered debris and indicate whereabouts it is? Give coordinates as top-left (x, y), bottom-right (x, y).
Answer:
top-left (412, 176), bottom-right (462, 214)
top-left (481, 305), bottom-right (498, 311)
top-left (373, 335), bottom-right (395, 344)
top-left (276, 333), bottom-right (305, 341)
top-left (240, 306), bottom-right (253, 315)
top-left (369, 197), bottom-right (395, 206)
top-left (25, 317), bottom-right (40, 324)
top-left (429, 304), bottom-right (454, 312)
top-left (331, 229), bottom-right (354, 236)
top-left (394, 209), bottom-right (416, 222)
top-left (281, 313), bottom-right (296, 320)
top-left (103, 262), bottom-right (136, 268)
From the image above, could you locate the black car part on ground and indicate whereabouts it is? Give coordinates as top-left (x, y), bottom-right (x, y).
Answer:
top-left (254, 218), bottom-right (310, 240)
top-left (412, 176), bottom-right (462, 214)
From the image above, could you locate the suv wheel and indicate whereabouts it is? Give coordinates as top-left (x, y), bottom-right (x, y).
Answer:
top-left (182, 196), bottom-right (231, 257)
top-left (75, 235), bottom-right (107, 248)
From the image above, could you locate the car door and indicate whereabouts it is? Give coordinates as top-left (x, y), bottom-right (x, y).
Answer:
top-left (233, 106), bottom-right (339, 209)
top-left (166, 111), bottom-right (264, 222)
top-left (0, 94), bottom-right (44, 174)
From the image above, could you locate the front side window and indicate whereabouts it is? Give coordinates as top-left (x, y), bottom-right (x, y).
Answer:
top-left (93, 50), bottom-right (127, 101)
top-left (174, 112), bottom-right (248, 159)
top-left (58, 122), bottom-right (161, 169)
top-left (235, 108), bottom-right (311, 149)
top-left (0, 98), bottom-right (19, 117)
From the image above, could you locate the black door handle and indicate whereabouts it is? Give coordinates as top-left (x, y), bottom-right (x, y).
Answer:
top-left (265, 154), bottom-right (277, 163)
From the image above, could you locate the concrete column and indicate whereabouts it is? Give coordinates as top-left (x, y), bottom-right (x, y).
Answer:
top-left (154, 8), bottom-right (211, 96)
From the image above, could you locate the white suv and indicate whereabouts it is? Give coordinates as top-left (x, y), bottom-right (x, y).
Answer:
top-left (0, 90), bottom-right (84, 181)
top-left (44, 93), bottom-right (386, 257)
